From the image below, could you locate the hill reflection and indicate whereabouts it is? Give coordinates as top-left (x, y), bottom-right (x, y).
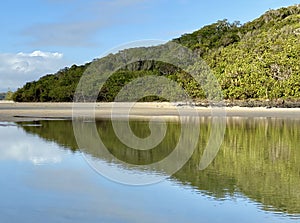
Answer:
top-left (18, 117), bottom-right (300, 215)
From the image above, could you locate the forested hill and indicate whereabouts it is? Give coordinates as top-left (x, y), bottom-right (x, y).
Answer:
top-left (13, 5), bottom-right (300, 103)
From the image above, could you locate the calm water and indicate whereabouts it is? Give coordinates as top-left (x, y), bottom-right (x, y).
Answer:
top-left (1, 117), bottom-right (300, 223)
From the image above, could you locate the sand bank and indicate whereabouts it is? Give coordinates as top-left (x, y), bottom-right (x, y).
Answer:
top-left (0, 102), bottom-right (299, 122)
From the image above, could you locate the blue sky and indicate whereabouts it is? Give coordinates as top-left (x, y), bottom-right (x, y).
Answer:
top-left (0, 0), bottom-right (299, 91)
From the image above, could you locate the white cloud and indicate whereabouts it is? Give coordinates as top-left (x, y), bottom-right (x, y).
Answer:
top-left (0, 50), bottom-right (66, 92)
top-left (17, 50), bottom-right (63, 59)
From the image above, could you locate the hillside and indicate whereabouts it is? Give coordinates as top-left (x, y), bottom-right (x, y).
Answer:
top-left (13, 5), bottom-right (300, 103)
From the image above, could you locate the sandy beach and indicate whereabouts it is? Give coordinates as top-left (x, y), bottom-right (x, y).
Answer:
top-left (0, 101), bottom-right (299, 122)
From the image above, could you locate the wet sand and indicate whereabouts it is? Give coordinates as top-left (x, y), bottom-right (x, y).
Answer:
top-left (0, 102), bottom-right (299, 122)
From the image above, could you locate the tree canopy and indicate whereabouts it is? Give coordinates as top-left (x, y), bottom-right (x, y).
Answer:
top-left (13, 4), bottom-right (300, 103)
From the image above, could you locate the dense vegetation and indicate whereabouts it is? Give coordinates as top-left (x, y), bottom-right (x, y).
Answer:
top-left (13, 64), bottom-right (88, 102)
top-left (13, 5), bottom-right (300, 102)
top-left (0, 91), bottom-right (13, 100)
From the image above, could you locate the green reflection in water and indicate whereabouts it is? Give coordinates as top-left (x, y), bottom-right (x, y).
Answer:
top-left (18, 117), bottom-right (300, 215)
top-left (97, 120), bottom-right (182, 165)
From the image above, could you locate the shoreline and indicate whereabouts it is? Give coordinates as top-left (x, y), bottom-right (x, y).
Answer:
top-left (0, 102), bottom-right (299, 122)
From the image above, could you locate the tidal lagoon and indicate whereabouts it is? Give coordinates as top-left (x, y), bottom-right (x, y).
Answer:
top-left (1, 116), bottom-right (300, 222)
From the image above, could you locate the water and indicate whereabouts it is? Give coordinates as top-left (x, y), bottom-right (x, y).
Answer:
top-left (0, 117), bottom-right (300, 223)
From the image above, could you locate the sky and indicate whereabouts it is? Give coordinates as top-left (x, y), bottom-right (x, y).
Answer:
top-left (0, 0), bottom-right (299, 92)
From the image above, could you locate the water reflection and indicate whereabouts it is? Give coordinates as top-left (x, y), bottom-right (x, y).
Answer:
top-left (17, 117), bottom-right (300, 217)
top-left (0, 124), bottom-right (64, 165)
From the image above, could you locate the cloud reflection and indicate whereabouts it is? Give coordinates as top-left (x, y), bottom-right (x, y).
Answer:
top-left (0, 125), bottom-right (64, 165)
